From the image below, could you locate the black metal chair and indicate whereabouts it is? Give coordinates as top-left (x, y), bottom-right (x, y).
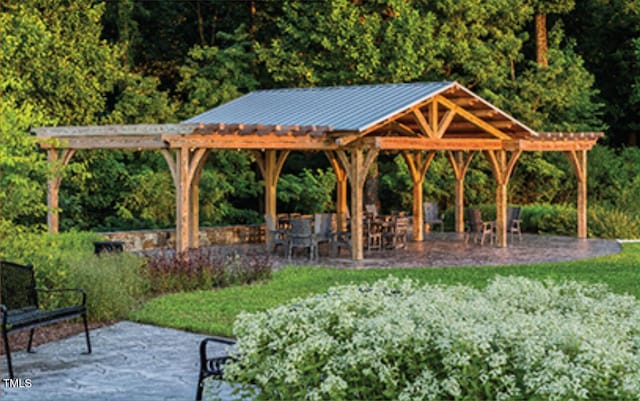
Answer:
top-left (1, 261), bottom-right (91, 379)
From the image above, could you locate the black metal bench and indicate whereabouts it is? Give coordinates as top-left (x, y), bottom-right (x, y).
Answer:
top-left (196, 336), bottom-right (237, 401)
top-left (1, 261), bottom-right (91, 379)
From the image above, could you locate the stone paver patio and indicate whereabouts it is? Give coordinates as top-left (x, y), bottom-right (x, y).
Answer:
top-left (1, 234), bottom-right (622, 400)
top-left (1, 322), bottom-right (236, 401)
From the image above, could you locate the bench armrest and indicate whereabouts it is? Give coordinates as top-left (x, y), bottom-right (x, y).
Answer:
top-left (36, 288), bottom-right (87, 306)
top-left (200, 337), bottom-right (237, 378)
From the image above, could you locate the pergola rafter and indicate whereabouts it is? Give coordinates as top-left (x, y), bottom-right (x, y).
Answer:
top-left (34, 81), bottom-right (603, 260)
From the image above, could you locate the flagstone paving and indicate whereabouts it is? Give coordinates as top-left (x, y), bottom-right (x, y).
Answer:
top-left (1, 321), bottom-right (236, 401)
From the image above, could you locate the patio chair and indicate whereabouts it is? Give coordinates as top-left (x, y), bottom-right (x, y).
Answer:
top-left (465, 208), bottom-right (494, 246)
top-left (313, 213), bottom-right (335, 258)
top-left (331, 221), bottom-right (352, 257)
top-left (507, 206), bottom-right (523, 242)
top-left (383, 216), bottom-right (409, 249)
top-left (264, 214), bottom-right (288, 255)
top-left (288, 218), bottom-right (316, 261)
top-left (423, 202), bottom-right (444, 232)
top-left (365, 203), bottom-right (378, 218)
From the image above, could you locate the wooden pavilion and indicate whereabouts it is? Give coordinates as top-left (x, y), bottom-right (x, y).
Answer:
top-left (35, 81), bottom-right (603, 260)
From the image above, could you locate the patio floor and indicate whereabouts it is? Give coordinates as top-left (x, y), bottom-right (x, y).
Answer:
top-left (273, 232), bottom-right (622, 269)
top-left (1, 234), bottom-right (622, 400)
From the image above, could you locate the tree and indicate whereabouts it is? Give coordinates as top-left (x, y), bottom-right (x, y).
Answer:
top-left (563, 0), bottom-right (640, 145)
top-left (529, 0), bottom-right (575, 67)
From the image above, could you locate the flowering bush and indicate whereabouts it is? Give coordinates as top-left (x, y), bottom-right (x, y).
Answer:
top-left (226, 276), bottom-right (640, 400)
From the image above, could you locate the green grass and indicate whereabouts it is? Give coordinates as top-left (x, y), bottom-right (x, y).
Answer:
top-left (129, 243), bottom-right (640, 337)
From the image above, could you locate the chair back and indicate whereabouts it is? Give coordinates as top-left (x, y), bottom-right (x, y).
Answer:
top-left (394, 217), bottom-right (410, 235)
top-left (1, 261), bottom-right (39, 313)
top-left (365, 204), bottom-right (378, 217)
top-left (314, 213), bottom-right (335, 241)
top-left (289, 218), bottom-right (313, 246)
top-left (507, 207), bottom-right (521, 224)
top-left (466, 209), bottom-right (483, 232)
top-left (423, 202), bottom-right (439, 221)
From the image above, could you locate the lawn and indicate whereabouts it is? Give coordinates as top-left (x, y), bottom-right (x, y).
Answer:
top-left (129, 243), bottom-right (640, 337)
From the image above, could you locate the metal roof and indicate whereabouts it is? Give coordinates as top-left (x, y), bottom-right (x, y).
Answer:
top-left (183, 82), bottom-right (455, 132)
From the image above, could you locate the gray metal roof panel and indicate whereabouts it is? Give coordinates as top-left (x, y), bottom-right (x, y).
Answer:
top-left (183, 82), bottom-right (455, 132)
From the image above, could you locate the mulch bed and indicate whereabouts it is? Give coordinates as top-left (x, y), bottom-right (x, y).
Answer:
top-left (0, 321), bottom-right (111, 355)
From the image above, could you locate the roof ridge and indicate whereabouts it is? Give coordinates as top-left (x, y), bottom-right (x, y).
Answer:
top-left (250, 81), bottom-right (455, 94)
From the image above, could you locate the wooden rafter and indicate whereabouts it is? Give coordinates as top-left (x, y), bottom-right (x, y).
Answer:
top-left (436, 96), bottom-right (511, 140)
top-left (412, 108), bottom-right (434, 138)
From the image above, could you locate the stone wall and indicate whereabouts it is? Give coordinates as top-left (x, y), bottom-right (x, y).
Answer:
top-left (98, 224), bottom-right (265, 252)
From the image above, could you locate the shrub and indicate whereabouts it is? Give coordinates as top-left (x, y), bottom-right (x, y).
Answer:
top-left (521, 203), bottom-right (577, 235)
top-left (143, 247), bottom-right (272, 294)
top-left (226, 276), bottom-right (640, 401)
top-left (588, 205), bottom-right (640, 239)
top-left (0, 228), bottom-right (149, 321)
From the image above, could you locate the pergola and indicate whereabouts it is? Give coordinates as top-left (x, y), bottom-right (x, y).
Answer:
top-left (35, 81), bottom-right (602, 260)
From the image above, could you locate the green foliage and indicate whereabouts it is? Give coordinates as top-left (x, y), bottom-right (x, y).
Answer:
top-left (277, 168), bottom-right (336, 213)
top-left (0, 228), bottom-right (148, 321)
top-left (226, 276), bottom-right (640, 400)
top-left (131, 244), bottom-right (640, 338)
top-left (67, 253), bottom-right (148, 321)
top-left (521, 203), bottom-right (577, 235)
top-left (588, 205), bottom-right (640, 239)
top-left (177, 27), bottom-right (258, 118)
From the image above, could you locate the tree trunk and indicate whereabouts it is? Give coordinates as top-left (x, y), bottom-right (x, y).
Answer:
top-left (535, 13), bottom-right (548, 67)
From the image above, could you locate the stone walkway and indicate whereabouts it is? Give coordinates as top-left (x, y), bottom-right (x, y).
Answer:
top-left (1, 322), bottom-right (237, 401)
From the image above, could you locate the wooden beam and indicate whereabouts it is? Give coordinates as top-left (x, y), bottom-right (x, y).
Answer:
top-left (429, 101), bottom-right (438, 135)
top-left (46, 149), bottom-right (75, 233)
top-left (164, 134), bottom-right (337, 150)
top-left (411, 108), bottom-right (435, 138)
top-left (565, 150), bottom-right (588, 238)
top-left (436, 96), bottom-right (512, 140)
top-left (448, 121), bottom-right (516, 130)
top-left (436, 110), bottom-right (456, 138)
top-left (402, 151), bottom-right (436, 241)
top-left (483, 149), bottom-right (522, 247)
top-left (390, 121), bottom-right (419, 137)
top-left (366, 136), bottom-right (505, 151)
top-left (325, 151), bottom-right (349, 231)
top-left (446, 151), bottom-right (475, 232)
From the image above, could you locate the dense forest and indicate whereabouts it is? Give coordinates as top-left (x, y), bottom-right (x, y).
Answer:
top-left (1, 0), bottom-right (639, 235)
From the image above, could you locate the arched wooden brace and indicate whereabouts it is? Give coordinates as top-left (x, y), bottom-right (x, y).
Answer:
top-left (325, 151), bottom-right (349, 231)
top-left (336, 148), bottom-right (379, 260)
top-left (484, 149), bottom-right (522, 247)
top-left (564, 149), bottom-right (588, 238)
top-left (46, 148), bottom-right (76, 233)
top-left (446, 151), bottom-right (475, 233)
top-left (161, 147), bottom-right (210, 253)
top-left (402, 151), bottom-right (436, 241)
top-left (252, 150), bottom-right (290, 247)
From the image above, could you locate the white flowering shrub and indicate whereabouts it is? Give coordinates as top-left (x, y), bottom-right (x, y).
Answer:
top-left (225, 276), bottom-right (640, 400)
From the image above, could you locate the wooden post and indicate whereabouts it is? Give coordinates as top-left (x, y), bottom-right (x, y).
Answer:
top-left (446, 151), bottom-right (474, 233)
top-left (402, 151), bottom-right (436, 241)
top-left (484, 149), bottom-right (522, 247)
top-left (565, 150), bottom-right (588, 238)
top-left (163, 147), bottom-right (210, 253)
top-left (336, 148), bottom-right (379, 260)
top-left (189, 149), bottom-right (210, 248)
top-left (46, 148), bottom-right (75, 233)
top-left (326, 151), bottom-right (348, 231)
top-left (254, 150), bottom-right (290, 247)
top-left (176, 147), bottom-right (190, 254)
